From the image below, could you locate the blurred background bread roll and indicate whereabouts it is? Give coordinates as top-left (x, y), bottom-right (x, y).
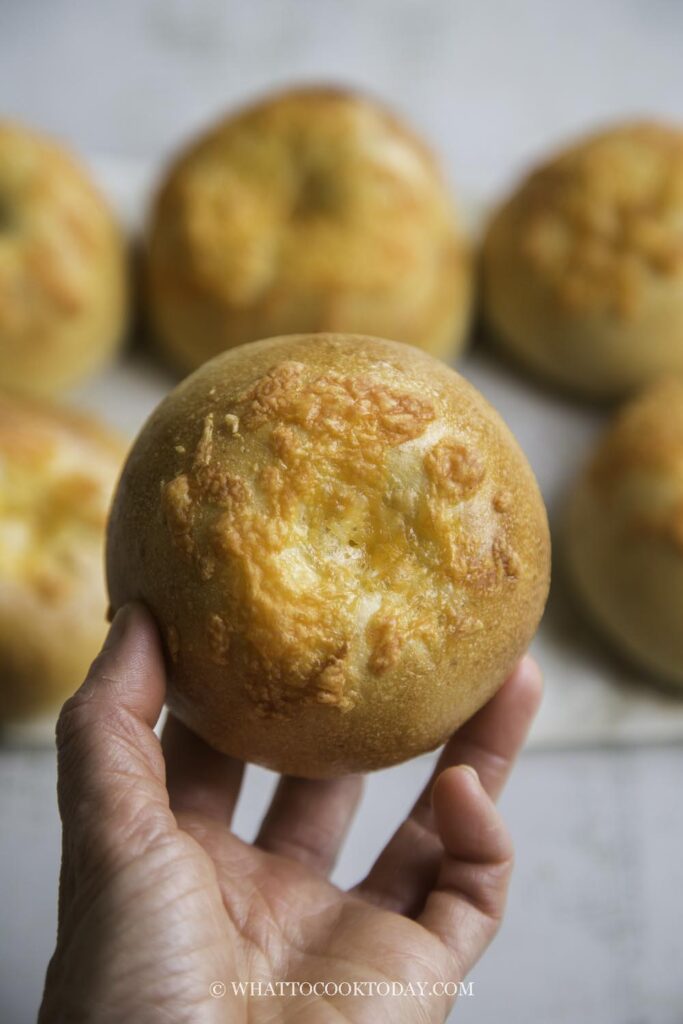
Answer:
top-left (0, 392), bottom-right (126, 722)
top-left (567, 378), bottom-right (683, 685)
top-left (482, 121), bottom-right (683, 400)
top-left (145, 86), bottom-right (472, 373)
top-left (0, 121), bottom-right (128, 396)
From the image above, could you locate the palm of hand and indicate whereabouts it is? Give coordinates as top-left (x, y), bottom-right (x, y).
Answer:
top-left (40, 606), bottom-right (541, 1024)
top-left (169, 816), bottom-right (455, 1024)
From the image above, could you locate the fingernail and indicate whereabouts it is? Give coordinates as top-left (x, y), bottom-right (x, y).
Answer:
top-left (104, 604), bottom-right (135, 651)
top-left (518, 654), bottom-right (543, 690)
top-left (458, 764), bottom-right (479, 784)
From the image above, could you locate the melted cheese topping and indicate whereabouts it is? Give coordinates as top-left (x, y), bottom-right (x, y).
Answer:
top-left (512, 123), bottom-right (683, 319)
top-left (161, 359), bottom-right (520, 714)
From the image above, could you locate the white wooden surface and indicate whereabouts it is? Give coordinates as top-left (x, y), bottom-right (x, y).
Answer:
top-left (1, 3), bottom-right (683, 1022)
top-left (3, 744), bottom-right (683, 1024)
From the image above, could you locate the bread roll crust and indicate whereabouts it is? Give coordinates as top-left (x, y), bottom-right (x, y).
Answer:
top-left (567, 378), bottom-right (683, 684)
top-left (146, 87), bottom-right (471, 372)
top-left (0, 393), bottom-right (126, 721)
top-left (483, 122), bottom-right (683, 400)
top-left (0, 121), bottom-right (127, 395)
top-left (107, 334), bottom-right (550, 775)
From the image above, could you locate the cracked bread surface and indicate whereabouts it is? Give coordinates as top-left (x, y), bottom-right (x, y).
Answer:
top-left (107, 333), bottom-right (550, 775)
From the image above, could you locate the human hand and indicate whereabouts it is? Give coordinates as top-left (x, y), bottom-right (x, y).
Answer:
top-left (39, 603), bottom-right (542, 1023)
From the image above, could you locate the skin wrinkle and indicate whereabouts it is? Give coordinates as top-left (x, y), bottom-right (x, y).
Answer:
top-left (256, 775), bottom-right (364, 873)
top-left (61, 849), bottom-right (233, 1019)
top-left (192, 837), bottom-right (297, 968)
top-left (59, 697), bottom-right (162, 776)
top-left (433, 858), bottom-right (514, 920)
top-left (63, 827), bottom-right (197, 929)
top-left (358, 815), bottom-right (442, 915)
top-left (267, 907), bottom-right (445, 1008)
top-left (59, 759), bottom-right (166, 840)
top-left (52, 856), bottom-right (192, 983)
top-left (422, 888), bottom-right (501, 977)
top-left (259, 830), bottom-right (342, 874)
top-left (425, 742), bottom-right (511, 802)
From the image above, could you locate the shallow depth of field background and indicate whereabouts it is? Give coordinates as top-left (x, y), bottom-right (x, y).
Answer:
top-left (1, 2), bottom-right (682, 1022)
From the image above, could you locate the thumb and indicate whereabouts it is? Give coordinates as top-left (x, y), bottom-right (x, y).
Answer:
top-left (55, 602), bottom-right (173, 866)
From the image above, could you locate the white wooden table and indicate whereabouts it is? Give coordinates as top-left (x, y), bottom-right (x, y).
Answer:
top-left (3, 744), bottom-right (682, 1023)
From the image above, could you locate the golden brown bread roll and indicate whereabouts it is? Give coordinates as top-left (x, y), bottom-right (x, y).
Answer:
top-left (0, 392), bottom-right (126, 722)
top-left (0, 121), bottom-right (127, 396)
top-left (145, 87), bottom-right (471, 373)
top-left (482, 121), bottom-right (683, 400)
top-left (107, 333), bottom-right (550, 776)
top-left (567, 378), bottom-right (683, 685)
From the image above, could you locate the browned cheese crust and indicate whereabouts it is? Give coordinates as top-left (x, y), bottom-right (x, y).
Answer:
top-left (0, 393), bottom-right (127, 720)
top-left (0, 121), bottom-right (127, 395)
top-left (107, 334), bottom-right (550, 775)
top-left (567, 377), bottom-right (683, 684)
top-left (482, 122), bottom-right (683, 400)
top-left (146, 86), bottom-right (471, 373)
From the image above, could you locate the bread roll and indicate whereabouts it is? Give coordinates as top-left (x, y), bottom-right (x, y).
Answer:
top-left (107, 333), bottom-right (549, 776)
top-left (0, 121), bottom-right (127, 395)
top-left (0, 393), bottom-right (126, 722)
top-left (146, 87), bottom-right (471, 373)
top-left (567, 378), bottom-right (683, 685)
top-left (482, 122), bottom-right (683, 400)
